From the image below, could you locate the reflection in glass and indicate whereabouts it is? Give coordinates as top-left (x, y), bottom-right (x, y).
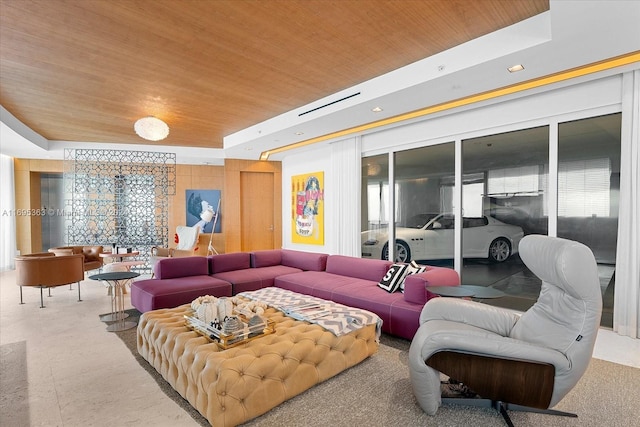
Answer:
top-left (558, 113), bottom-right (621, 328)
top-left (393, 144), bottom-right (455, 263)
top-left (360, 143), bottom-right (455, 262)
top-left (461, 126), bottom-right (549, 312)
top-left (361, 154), bottom-right (390, 232)
top-left (362, 115), bottom-right (620, 328)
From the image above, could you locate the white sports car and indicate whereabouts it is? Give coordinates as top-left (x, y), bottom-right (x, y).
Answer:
top-left (361, 213), bottom-right (524, 263)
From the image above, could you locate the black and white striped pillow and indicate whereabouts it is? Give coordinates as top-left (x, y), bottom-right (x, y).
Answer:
top-left (378, 263), bottom-right (410, 293)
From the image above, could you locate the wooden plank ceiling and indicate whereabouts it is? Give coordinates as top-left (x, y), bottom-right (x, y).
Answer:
top-left (0, 0), bottom-right (548, 150)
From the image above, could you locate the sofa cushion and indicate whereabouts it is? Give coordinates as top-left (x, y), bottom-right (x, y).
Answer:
top-left (387, 298), bottom-right (425, 339)
top-left (155, 256), bottom-right (209, 279)
top-left (330, 282), bottom-right (403, 334)
top-left (213, 265), bottom-right (301, 294)
top-left (326, 255), bottom-right (392, 282)
top-left (281, 249), bottom-right (328, 271)
top-left (209, 252), bottom-right (251, 274)
top-left (250, 250), bottom-right (282, 268)
top-left (131, 276), bottom-right (232, 313)
top-left (250, 249), bottom-right (327, 270)
top-left (275, 271), bottom-right (366, 301)
top-left (327, 280), bottom-right (424, 339)
top-left (377, 263), bottom-right (410, 293)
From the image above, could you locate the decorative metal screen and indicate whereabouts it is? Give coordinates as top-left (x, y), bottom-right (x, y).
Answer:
top-left (63, 149), bottom-right (176, 270)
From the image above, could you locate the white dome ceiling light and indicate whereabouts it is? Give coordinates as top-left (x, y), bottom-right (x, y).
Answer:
top-left (134, 116), bottom-right (169, 141)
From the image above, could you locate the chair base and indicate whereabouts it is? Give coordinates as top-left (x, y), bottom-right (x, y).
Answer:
top-left (19, 282), bottom-right (82, 308)
top-left (442, 398), bottom-right (577, 427)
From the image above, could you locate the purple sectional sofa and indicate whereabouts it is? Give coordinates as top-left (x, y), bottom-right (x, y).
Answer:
top-left (131, 249), bottom-right (460, 340)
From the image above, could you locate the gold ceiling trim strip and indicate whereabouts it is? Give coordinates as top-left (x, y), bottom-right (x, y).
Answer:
top-left (260, 51), bottom-right (640, 160)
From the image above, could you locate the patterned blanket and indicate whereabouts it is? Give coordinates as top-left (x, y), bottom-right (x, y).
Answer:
top-left (238, 287), bottom-right (382, 339)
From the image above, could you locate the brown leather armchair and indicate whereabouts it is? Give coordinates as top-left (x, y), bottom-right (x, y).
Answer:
top-left (48, 245), bottom-right (104, 271)
top-left (15, 252), bottom-right (85, 308)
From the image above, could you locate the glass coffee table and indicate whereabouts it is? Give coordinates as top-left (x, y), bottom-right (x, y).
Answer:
top-left (90, 271), bottom-right (139, 331)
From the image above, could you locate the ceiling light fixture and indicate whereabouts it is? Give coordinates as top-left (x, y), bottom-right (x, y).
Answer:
top-left (371, 106), bottom-right (383, 112)
top-left (507, 64), bottom-right (525, 73)
top-left (134, 116), bottom-right (169, 141)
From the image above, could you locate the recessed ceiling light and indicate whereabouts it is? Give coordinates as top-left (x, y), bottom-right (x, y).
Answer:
top-left (371, 106), bottom-right (383, 113)
top-left (295, 131), bottom-right (304, 135)
top-left (508, 64), bottom-right (525, 73)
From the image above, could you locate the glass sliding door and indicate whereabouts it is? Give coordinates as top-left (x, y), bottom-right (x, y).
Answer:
top-left (393, 144), bottom-right (456, 264)
top-left (361, 143), bottom-right (455, 263)
top-left (361, 154), bottom-right (390, 233)
top-left (360, 114), bottom-right (619, 327)
top-left (361, 153), bottom-right (394, 259)
top-left (557, 113), bottom-right (621, 327)
top-left (461, 126), bottom-right (549, 312)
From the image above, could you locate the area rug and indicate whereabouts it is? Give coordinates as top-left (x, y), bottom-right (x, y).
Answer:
top-left (111, 310), bottom-right (640, 427)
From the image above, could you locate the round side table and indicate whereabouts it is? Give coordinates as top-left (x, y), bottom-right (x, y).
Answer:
top-left (89, 271), bottom-right (140, 331)
top-left (426, 286), bottom-right (475, 298)
top-left (460, 285), bottom-right (506, 299)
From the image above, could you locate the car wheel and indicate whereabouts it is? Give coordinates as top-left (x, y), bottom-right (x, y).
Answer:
top-left (488, 238), bottom-right (511, 263)
top-left (382, 241), bottom-right (411, 263)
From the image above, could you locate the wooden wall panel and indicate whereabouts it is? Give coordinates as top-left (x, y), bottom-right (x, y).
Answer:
top-left (14, 159), bottom-right (32, 255)
top-left (240, 171), bottom-right (274, 251)
top-left (224, 159), bottom-right (281, 253)
top-left (27, 159), bottom-right (63, 173)
top-left (174, 164), bottom-right (226, 255)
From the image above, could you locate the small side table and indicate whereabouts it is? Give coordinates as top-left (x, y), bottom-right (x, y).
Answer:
top-left (427, 286), bottom-right (475, 298)
top-left (426, 285), bottom-right (506, 300)
top-left (460, 285), bottom-right (506, 299)
top-left (89, 271), bottom-right (140, 332)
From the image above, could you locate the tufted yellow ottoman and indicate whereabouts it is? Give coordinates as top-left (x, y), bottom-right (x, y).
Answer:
top-left (137, 302), bottom-right (379, 426)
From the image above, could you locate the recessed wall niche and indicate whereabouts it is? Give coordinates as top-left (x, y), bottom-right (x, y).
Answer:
top-left (63, 148), bottom-right (176, 268)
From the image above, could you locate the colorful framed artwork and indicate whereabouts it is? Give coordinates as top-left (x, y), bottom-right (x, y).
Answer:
top-left (291, 172), bottom-right (324, 244)
top-left (186, 189), bottom-right (221, 233)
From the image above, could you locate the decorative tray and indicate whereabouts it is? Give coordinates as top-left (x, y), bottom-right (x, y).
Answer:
top-left (184, 313), bottom-right (275, 349)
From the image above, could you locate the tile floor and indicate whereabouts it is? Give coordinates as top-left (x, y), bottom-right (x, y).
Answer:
top-left (0, 269), bottom-right (199, 427)
top-left (1, 268), bottom-right (638, 427)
